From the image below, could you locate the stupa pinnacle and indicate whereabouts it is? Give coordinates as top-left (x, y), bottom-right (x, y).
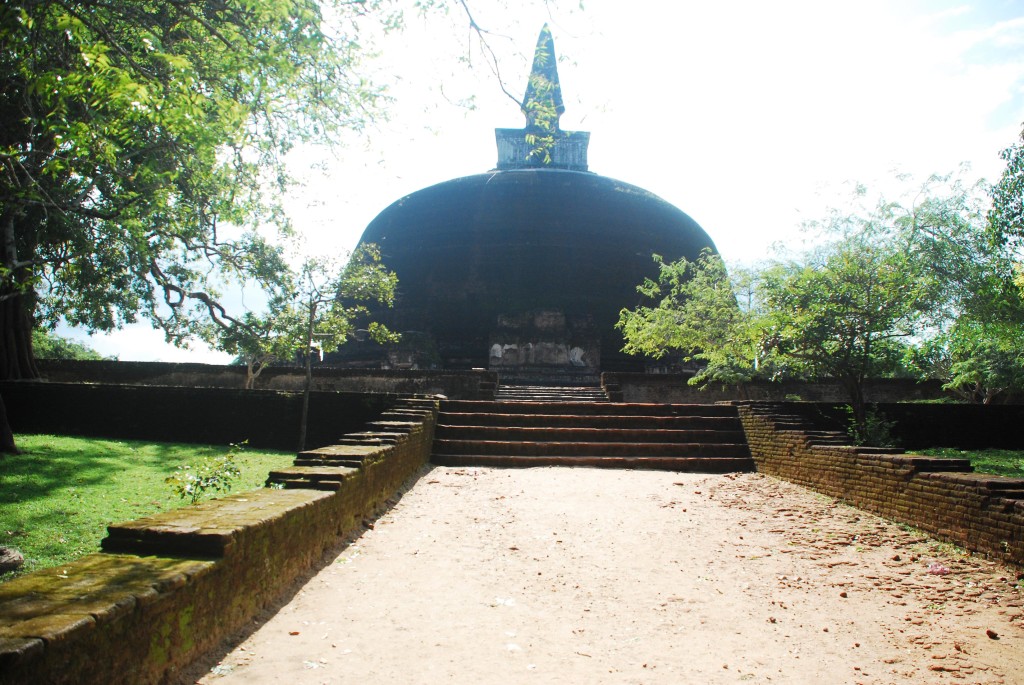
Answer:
top-left (522, 24), bottom-right (565, 129)
top-left (495, 25), bottom-right (590, 172)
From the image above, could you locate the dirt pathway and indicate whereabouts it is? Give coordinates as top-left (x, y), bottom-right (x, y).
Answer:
top-left (184, 468), bottom-right (1024, 684)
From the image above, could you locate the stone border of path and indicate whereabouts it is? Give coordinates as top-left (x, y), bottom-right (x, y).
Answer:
top-left (735, 401), bottom-right (1024, 567)
top-left (0, 397), bottom-right (439, 685)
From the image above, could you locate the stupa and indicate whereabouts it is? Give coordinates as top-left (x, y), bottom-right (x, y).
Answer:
top-left (348, 26), bottom-right (719, 382)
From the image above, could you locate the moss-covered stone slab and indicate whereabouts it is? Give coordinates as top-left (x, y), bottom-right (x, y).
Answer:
top-left (299, 444), bottom-right (385, 459)
top-left (0, 554), bottom-right (212, 650)
top-left (268, 466), bottom-right (359, 480)
top-left (368, 420), bottom-right (421, 430)
top-left (0, 636), bottom-right (44, 671)
top-left (335, 431), bottom-right (405, 444)
top-left (0, 612), bottom-right (96, 644)
top-left (102, 489), bottom-right (333, 557)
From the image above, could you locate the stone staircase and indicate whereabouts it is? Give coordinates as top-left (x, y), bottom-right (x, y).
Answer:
top-left (268, 397), bottom-right (439, 490)
top-left (431, 400), bottom-right (754, 472)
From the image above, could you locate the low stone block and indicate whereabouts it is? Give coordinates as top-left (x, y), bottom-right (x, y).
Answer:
top-left (103, 489), bottom-right (333, 557)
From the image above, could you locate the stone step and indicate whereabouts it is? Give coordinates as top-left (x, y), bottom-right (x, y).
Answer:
top-left (497, 393), bottom-right (609, 403)
top-left (294, 457), bottom-right (364, 468)
top-left (494, 385), bottom-right (609, 402)
top-left (434, 425), bottom-right (748, 444)
top-left (266, 465), bottom-right (360, 491)
top-left (432, 454), bottom-right (755, 472)
top-left (432, 439), bottom-right (751, 458)
top-left (496, 387), bottom-right (605, 393)
top-left (442, 400), bottom-right (742, 416)
top-left (438, 412), bottom-right (743, 430)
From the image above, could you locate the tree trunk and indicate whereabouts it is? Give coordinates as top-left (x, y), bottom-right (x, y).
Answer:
top-left (845, 377), bottom-right (867, 444)
top-left (0, 392), bottom-right (16, 454)
top-left (0, 289), bottom-right (37, 454)
top-left (297, 300), bottom-right (317, 453)
top-left (0, 290), bottom-right (38, 381)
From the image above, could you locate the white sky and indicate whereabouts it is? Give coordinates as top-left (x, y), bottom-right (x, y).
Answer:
top-left (63, 0), bottom-right (1024, 363)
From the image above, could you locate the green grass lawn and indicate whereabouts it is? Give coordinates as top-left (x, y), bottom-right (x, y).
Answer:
top-left (0, 435), bottom-right (294, 581)
top-left (918, 447), bottom-right (1024, 479)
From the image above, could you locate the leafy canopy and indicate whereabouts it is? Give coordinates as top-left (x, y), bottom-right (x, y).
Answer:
top-left (213, 245), bottom-right (399, 388)
top-left (618, 235), bottom-right (932, 410)
top-left (758, 237), bottom-right (932, 391)
top-left (619, 171), bottom-right (1024, 431)
top-left (616, 250), bottom-right (768, 388)
top-left (990, 124), bottom-right (1024, 254)
top-left (0, 0), bottom-right (396, 367)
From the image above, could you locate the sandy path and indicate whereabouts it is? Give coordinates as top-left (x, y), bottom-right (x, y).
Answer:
top-left (184, 468), bottom-right (1024, 684)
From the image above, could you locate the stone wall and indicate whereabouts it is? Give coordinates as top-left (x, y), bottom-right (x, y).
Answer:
top-left (2, 382), bottom-right (399, 451)
top-left (800, 402), bottom-right (1024, 450)
top-left (0, 397), bottom-right (438, 685)
top-left (603, 372), bottom-right (950, 404)
top-left (35, 359), bottom-right (497, 399)
top-left (735, 402), bottom-right (1024, 567)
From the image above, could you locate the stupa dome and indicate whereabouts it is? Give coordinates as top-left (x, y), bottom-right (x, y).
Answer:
top-left (349, 26), bottom-right (719, 380)
top-left (358, 169), bottom-right (717, 374)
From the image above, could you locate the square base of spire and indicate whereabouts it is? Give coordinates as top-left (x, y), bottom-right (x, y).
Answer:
top-left (495, 128), bottom-right (590, 172)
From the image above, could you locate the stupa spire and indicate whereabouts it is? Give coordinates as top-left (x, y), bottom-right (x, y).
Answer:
top-left (494, 25), bottom-right (590, 172)
top-left (522, 24), bottom-right (565, 130)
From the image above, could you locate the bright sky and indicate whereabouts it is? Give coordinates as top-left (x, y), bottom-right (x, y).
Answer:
top-left (64, 0), bottom-right (1024, 363)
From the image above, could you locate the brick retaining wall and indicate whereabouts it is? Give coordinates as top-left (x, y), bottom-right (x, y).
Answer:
top-left (0, 398), bottom-right (438, 685)
top-left (773, 402), bottom-right (1024, 450)
top-left (603, 372), bottom-right (952, 404)
top-left (35, 359), bottom-right (497, 399)
top-left (2, 382), bottom-right (397, 451)
top-left (735, 402), bottom-right (1024, 567)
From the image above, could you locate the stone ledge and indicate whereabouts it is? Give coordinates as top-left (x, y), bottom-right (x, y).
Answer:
top-left (299, 443), bottom-right (387, 459)
top-left (918, 471), bottom-right (1024, 492)
top-left (268, 466), bottom-right (361, 490)
top-left (0, 554), bottom-right (213, 671)
top-left (102, 489), bottom-right (335, 558)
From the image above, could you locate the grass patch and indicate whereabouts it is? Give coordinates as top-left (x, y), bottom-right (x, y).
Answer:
top-left (918, 447), bottom-right (1024, 479)
top-left (0, 434), bottom-right (294, 580)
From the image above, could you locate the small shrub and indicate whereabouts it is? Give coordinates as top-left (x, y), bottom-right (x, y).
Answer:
top-left (166, 444), bottom-right (245, 504)
top-left (845, 406), bottom-right (899, 447)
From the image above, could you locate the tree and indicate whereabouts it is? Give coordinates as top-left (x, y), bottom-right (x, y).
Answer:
top-left (885, 172), bottom-right (1024, 400)
top-left (619, 235), bottom-right (936, 439)
top-left (0, 0), bottom-right (404, 453)
top-left (213, 246), bottom-right (398, 448)
top-left (758, 238), bottom-right (933, 432)
top-left (868, 172), bottom-right (1021, 326)
top-left (616, 250), bottom-right (769, 395)
top-left (619, 172), bottom-right (1024, 436)
top-left (908, 321), bottom-right (1024, 404)
top-left (291, 247), bottom-right (398, 451)
top-left (796, 172), bottom-right (1024, 408)
top-left (0, 0), bottom-right (396, 382)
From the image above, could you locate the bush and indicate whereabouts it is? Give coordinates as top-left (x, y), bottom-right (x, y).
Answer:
top-left (846, 406), bottom-right (899, 447)
top-left (165, 446), bottom-right (244, 504)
